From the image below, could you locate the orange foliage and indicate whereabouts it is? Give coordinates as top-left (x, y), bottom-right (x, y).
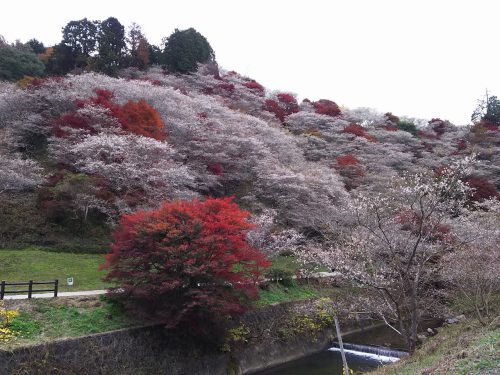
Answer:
top-left (119, 100), bottom-right (166, 141)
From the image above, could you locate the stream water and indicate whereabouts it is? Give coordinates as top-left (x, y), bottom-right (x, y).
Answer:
top-left (255, 320), bottom-right (440, 375)
top-left (255, 349), bottom-right (384, 375)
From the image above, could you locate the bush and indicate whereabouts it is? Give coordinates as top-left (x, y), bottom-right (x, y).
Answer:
top-left (397, 120), bottom-right (418, 136)
top-left (0, 47), bottom-right (45, 81)
top-left (263, 93), bottom-right (299, 122)
top-left (102, 197), bottom-right (270, 332)
top-left (119, 100), bottom-right (166, 140)
top-left (343, 123), bottom-right (377, 142)
top-left (313, 99), bottom-right (341, 117)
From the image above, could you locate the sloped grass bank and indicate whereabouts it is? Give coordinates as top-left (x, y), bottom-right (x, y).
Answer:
top-left (370, 319), bottom-right (500, 375)
top-left (1, 297), bottom-right (135, 350)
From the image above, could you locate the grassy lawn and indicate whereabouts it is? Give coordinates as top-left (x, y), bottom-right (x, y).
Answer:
top-left (0, 247), bottom-right (112, 292)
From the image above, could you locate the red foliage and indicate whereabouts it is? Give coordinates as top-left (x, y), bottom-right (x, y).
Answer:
top-left (313, 99), bottom-right (341, 117)
top-left (54, 90), bottom-right (166, 140)
top-left (335, 154), bottom-right (360, 168)
top-left (216, 83), bottom-right (235, 95)
top-left (417, 130), bottom-right (438, 140)
top-left (334, 154), bottom-right (364, 190)
top-left (119, 100), bottom-right (167, 141)
top-left (396, 210), bottom-right (454, 244)
top-left (456, 139), bottom-right (467, 151)
top-left (343, 124), bottom-right (366, 137)
top-left (53, 111), bottom-right (96, 138)
top-left (463, 176), bottom-right (499, 202)
top-left (263, 93), bottom-right (299, 122)
top-left (244, 81), bottom-right (265, 93)
top-left (76, 89), bottom-right (121, 116)
top-left (102, 197), bottom-right (270, 329)
top-left (342, 124), bottom-right (377, 142)
top-left (474, 119), bottom-right (500, 132)
top-left (276, 93), bottom-right (295, 104)
top-left (207, 163), bottom-right (223, 176)
top-left (264, 99), bottom-right (286, 122)
top-left (429, 223), bottom-right (453, 244)
top-left (277, 93), bottom-right (299, 116)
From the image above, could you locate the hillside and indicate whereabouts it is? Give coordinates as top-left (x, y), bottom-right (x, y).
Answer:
top-left (0, 64), bottom-right (499, 250)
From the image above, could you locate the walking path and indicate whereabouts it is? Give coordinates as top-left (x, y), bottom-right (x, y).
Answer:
top-left (3, 272), bottom-right (341, 300)
top-left (3, 289), bottom-right (107, 300)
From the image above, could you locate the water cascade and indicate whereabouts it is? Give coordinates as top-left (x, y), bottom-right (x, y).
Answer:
top-left (329, 342), bottom-right (408, 363)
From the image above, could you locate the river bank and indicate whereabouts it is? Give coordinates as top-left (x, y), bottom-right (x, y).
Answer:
top-left (0, 298), bottom-right (374, 375)
top-left (368, 317), bottom-right (500, 375)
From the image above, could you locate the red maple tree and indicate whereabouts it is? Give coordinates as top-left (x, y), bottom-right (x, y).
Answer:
top-left (101, 197), bottom-right (270, 329)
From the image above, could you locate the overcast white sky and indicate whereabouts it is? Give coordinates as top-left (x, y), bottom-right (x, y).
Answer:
top-left (2, 0), bottom-right (499, 125)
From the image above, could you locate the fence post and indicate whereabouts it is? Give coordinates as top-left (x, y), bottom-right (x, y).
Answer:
top-left (0, 281), bottom-right (5, 300)
top-left (28, 280), bottom-right (33, 298)
top-left (54, 279), bottom-right (58, 298)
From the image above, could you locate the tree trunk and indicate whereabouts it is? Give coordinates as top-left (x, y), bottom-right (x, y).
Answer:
top-left (408, 280), bottom-right (420, 354)
top-left (334, 315), bottom-right (349, 374)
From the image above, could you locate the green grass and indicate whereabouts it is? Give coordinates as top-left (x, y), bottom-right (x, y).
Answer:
top-left (0, 247), bottom-right (112, 292)
top-left (31, 299), bottom-right (132, 337)
top-left (257, 282), bottom-right (330, 306)
top-left (2, 298), bottom-right (134, 349)
top-left (454, 328), bottom-right (500, 374)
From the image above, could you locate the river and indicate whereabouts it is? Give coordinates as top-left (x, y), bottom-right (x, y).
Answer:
top-left (255, 319), bottom-right (440, 374)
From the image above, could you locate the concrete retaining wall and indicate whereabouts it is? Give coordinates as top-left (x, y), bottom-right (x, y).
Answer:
top-left (0, 300), bottom-right (370, 375)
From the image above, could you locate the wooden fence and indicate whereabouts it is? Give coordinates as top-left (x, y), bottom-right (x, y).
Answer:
top-left (0, 280), bottom-right (58, 299)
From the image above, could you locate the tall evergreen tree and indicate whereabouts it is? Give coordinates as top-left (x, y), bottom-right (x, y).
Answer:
top-left (26, 39), bottom-right (46, 54)
top-left (62, 18), bottom-right (99, 68)
top-left (163, 28), bottom-right (215, 73)
top-left (96, 17), bottom-right (126, 75)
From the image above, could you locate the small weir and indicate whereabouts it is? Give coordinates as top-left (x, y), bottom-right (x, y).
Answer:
top-left (329, 342), bottom-right (408, 363)
top-left (254, 321), bottom-right (435, 375)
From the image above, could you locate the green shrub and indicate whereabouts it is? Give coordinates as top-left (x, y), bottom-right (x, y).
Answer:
top-left (0, 47), bottom-right (45, 81)
top-left (397, 120), bottom-right (418, 136)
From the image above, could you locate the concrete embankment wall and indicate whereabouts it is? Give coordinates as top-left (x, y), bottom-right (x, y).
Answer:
top-left (0, 300), bottom-right (372, 375)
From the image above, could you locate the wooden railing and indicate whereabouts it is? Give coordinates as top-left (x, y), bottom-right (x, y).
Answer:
top-left (0, 280), bottom-right (58, 299)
